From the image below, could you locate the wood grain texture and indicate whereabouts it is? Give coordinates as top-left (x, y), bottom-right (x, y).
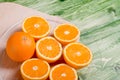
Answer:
top-left (0, 2), bottom-right (69, 80)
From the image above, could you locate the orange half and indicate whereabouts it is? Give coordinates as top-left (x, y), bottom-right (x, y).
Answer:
top-left (36, 37), bottom-right (62, 63)
top-left (54, 24), bottom-right (80, 45)
top-left (63, 42), bottom-right (92, 69)
top-left (22, 16), bottom-right (50, 39)
top-left (20, 58), bottom-right (50, 80)
top-left (49, 64), bottom-right (78, 80)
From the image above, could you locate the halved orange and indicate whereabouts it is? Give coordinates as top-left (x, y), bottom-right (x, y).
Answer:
top-left (36, 37), bottom-right (62, 63)
top-left (20, 58), bottom-right (50, 80)
top-left (49, 64), bottom-right (78, 80)
top-left (63, 42), bottom-right (92, 69)
top-left (54, 24), bottom-right (80, 45)
top-left (22, 16), bottom-right (50, 40)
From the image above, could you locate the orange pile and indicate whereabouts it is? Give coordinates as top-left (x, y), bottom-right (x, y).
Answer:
top-left (6, 16), bottom-right (92, 80)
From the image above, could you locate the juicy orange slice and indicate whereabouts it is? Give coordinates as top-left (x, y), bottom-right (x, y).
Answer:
top-left (36, 37), bottom-right (62, 63)
top-left (54, 24), bottom-right (80, 45)
top-left (22, 16), bottom-right (50, 39)
top-left (20, 58), bottom-right (50, 80)
top-left (63, 42), bottom-right (92, 69)
top-left (49, 64), bottom-right (78, 80)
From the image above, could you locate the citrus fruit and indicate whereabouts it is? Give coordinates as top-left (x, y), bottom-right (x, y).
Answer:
top-left (54, 24), bottom-right (80, 45)
top-left (63, 42), bottom-right (92, 69)
top-left (49, 64), bottom-right (78, 80)
top-left (22, 16), bottom-right (50, 40)
top-left (6, 32), bottom-right (35, 62)
top-left (36, 37), bottom-right (62, 63)
top-left (20, 58), bottom-right (50, 80)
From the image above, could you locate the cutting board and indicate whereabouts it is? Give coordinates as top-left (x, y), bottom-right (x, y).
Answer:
top-left (0, 2), bottom-right (69, 80)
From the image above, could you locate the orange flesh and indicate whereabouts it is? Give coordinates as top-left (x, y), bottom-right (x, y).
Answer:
top-left (22, 59), bottom-right (48, 78)
top-left (66, 43), bottom-right (91, 64)
top-left (23, 17), bottom-right (49, 37)
top-left (55, 25), bottom-right (79, 40)
top-left (51, 65), bottom-right (76, 80)
top-left (38, 38), bottom-right (60, 58)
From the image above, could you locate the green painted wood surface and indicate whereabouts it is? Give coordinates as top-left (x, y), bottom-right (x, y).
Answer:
top-left (1, 0), bottom-right (120, 80)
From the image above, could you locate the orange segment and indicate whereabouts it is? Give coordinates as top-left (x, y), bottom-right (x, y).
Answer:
top-left (63, 42), bottom-right (92, 69)
top-left (54, 24), bottom-right (80, 45)
top-left (20, 58), bottom-right (50, 80)
top-left (49, 64), bottom-right (78, 80)
top-left (22, 16), bottom-right (50, 39)
top-left (36, 37), bottom-right (62, 63)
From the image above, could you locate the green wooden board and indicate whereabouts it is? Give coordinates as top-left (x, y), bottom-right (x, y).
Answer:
top-left (0, 0), bottom-right (120, 80)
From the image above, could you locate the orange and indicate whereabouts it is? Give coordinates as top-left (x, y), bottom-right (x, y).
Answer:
top-left (63, 42), bottom-right (92, 69)
top-left (22, 16), bottom-right (50, 40)
top-left (54, 24), bottom-right (80, 45)
top-left (20, 58), bottom-right (50, 80)
top-left (36, 37), bottom-right (62, 63)
top-left (6, 32), bottom-right (35, 62)
top-left (49, 64), bottom-right (78, 80)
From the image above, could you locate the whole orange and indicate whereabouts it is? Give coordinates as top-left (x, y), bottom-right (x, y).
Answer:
top-left (6, 32), bottom-right (35, 62)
